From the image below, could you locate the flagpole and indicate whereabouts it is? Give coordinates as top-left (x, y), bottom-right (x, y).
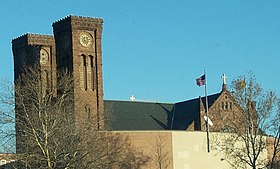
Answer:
top-left (204, 70), bottom-right (210, 153)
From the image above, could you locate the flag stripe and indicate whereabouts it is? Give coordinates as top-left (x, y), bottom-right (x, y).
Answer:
top-left (196, 74), bottom-right (206, 86)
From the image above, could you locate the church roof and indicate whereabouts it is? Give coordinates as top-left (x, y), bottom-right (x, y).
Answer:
top-left (104, 92), bottom-right (222, 131)
top-left (172, 93), bottom-right (221, 130)
top-left (104, 100), bottom-right (174, 130)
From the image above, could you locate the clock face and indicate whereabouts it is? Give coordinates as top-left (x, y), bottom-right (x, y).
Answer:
top-left (79, 32), bottom-right (92, 48)
top-left (40, 49), bottom-right (49, 64)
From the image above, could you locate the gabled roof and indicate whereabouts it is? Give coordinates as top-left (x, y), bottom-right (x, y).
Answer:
top-left (201, 93), bottom-right (221, 110)
top-left (104, 92), bottom-right (222, 131)
top-left (172, 93), bottom-right (221, 130)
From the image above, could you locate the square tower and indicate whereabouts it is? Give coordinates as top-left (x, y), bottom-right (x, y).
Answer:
top-left (52, 16), bottom-right (104, 129)
top-left (12, 34), bottom-right (56, 88)
top-left (12, 34), bottom-right (56, 152)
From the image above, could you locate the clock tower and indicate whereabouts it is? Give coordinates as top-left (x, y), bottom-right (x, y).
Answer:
top-left (12, 34), bottom-right (57, 151)
top-left (12, 34), bottom-right (57, 95)
top-left (53, 16), bottom-right (104, 129)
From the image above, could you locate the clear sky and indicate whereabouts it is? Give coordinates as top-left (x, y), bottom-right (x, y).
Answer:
top-left (1, 0), bottom-right (280, 103)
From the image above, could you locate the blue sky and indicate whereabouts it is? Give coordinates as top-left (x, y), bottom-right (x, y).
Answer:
top-left (1, 0), bottom-right (280, 103)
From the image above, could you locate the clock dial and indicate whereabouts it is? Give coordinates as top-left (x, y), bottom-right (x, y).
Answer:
top-left (40, 49), bottom-right (49, 64)
top-left (79, 32), bottom-right (92, 48)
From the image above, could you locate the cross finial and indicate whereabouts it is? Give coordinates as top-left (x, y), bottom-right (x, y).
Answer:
top-left (130, 95), bottom-right (136, 101)
top-left (222, 74), bottom-right (227, 85)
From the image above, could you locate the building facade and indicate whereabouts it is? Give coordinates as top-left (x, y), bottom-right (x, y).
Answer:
top-left (12, 15), bottom-right (244, 133)
top-left (11, 15), bottom-right (273, 168)
top-left (12, 16), bottom-right (104, 133)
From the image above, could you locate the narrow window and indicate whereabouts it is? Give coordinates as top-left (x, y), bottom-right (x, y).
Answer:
top-left (88, 107), bottom-right (91, 120)
top-left (225, 102), bottom-right (229, 110)
top-left (95, 56), bottom-right (98, 91)
top-left (89, 55), bottom-right (95, 90)
top-left (79, 56), bottom-right (84, 89)
top-left (45, 70), bottom-right (49, 91)
top-left (83, 55), bottom-right (87, 90)
top-left (85, 105), bottom-right (91, 122)
top-left (221, 102), bottom-right (225, 110)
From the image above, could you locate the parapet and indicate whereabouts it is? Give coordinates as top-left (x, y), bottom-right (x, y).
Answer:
top-left (52, 15), bottom-right (103, 32)
top-left (53, 15), bottom-right (103, 25)
top-left (12, 33), bottom-right (54, 46)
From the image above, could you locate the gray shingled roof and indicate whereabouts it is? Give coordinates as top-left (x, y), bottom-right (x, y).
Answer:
top-left (172, 93), bottom-right (221, 130)
top-left (104, 93), bottom-right (221, 131)
top-left (104, 100), bottom-right (174, 130)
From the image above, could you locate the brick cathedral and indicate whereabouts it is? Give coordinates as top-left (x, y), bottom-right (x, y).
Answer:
top-left (12, 15), bottom-right (244, 133)
top-left (11, 15), bottom-right (270, 169)
top-left (12, 16), bottom-right (104, 129)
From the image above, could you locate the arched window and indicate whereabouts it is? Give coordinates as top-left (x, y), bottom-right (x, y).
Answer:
top-left (225, 102), bottom-right (229, 110)
top-left (80, 54), bottom-right (87, 90)
top-left (89, 55), bottom-right (95, 91)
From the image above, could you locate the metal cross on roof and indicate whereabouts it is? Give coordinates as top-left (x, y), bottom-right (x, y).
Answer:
top-left (130, 95), bottom-right (136, 101)
top-left (222, 74), bottom-right (227, 85)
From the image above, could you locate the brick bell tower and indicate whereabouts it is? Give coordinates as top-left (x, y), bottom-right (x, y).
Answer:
top-left (12, 34), bottom-right (56, 89)
top-left (12, 34), bottom-right (57, 151)
top-left (52, 16), bottom-right (104, 129)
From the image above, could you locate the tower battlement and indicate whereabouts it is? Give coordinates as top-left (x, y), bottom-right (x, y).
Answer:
top-left (12, 33), bottom-right (54, 46)
top-left (13, 15), bottom-right (105, 134)
top-left (53, 15), bottom-right (103, 32)
top-left (53, 15), bottom-right (103, 25)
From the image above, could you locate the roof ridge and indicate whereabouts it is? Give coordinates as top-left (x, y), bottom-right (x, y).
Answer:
top-left (104, 99), bottom-right (174, 105)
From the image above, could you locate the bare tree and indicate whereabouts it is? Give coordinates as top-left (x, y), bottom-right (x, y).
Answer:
top-left (212, 73), bottom-right (280, 169)
top-left (0, 65), bottom-right (149, 169)
top-left (266, 97), bottom-right (280, 169)
top-left (0, 78), bottom-right (15, 153)
top-left (114, 138), bottom-right (150, 169)
top-left (150, 134), bottom-right (170, 169)
top-left (14, 65), bottom-right (78, 168)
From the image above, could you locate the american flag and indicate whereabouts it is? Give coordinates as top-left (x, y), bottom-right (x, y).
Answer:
top-left (196, 74), bottom-right (206, 86)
